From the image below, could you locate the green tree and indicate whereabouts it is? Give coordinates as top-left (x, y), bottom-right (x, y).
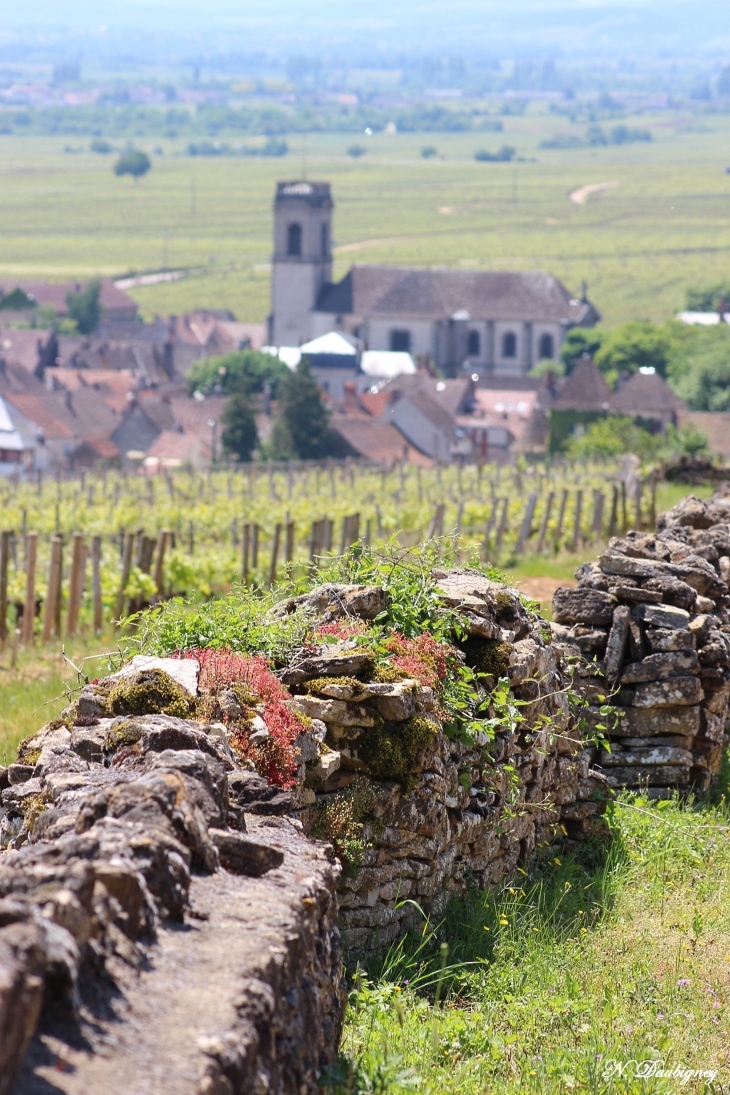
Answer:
top-left (667, 323), bottom-right (730, 410)
top-left (559, 328), bottom-right (604, 374)
top-left (594, 321), bottom-right (672, 385)
top-left (719, 65), bottom-right (730, 97)
top-left (114, 149), bottom-right (151, 180)
top-left (269, 358), bottom-right (335, 460)
top-left (220, 391), bottom-right (259, 462)
top-left (187, 349), bottom-right (289, 399)
top-left (66, 278), bottom-right (101, 335)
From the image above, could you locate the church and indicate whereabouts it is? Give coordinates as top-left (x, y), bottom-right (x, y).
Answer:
top-left (267, 181), bottom-right (599, 376)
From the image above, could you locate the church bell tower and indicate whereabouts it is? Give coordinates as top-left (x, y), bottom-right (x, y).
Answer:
top-left (269, 181), bottom-right (333, 346)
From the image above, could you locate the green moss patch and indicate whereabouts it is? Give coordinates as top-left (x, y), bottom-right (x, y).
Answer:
top-left (305, 675), bottom-right (366, 697)
top-left (15, 744), bottom-right (41, 766)
top-left (103, 719), bottom-right (147, 753)
top-left (107, 669), bottom-right (192, 719)
top-left (358, 713), bottom-right (437, 794)
top-left (460, 638), bottom-right (512, 679)
top-left (370, 662), bottom-right (410, 684)
top-left (312, 776), bottom-right (383, 880)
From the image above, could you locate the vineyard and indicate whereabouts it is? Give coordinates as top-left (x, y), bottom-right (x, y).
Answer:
top-left (0, 456), bottom-right (666, 644)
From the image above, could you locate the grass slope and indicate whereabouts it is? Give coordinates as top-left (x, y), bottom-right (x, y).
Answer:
top-left (1, 107), bottom-right (729, 326)
top-left (331, 782), bottom-right (730, 1093)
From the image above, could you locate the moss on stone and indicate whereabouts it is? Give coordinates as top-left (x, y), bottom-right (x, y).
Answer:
top-left (305, 675), bottom-right (366, 697)
top-left (461, 638), bottom-right (512, 679)
top-left (15, 741), bottom-right (42, 765)
top-left (358, 712), bottom-right (437, 795)
top-left (107, 669), bottom-right (192, 719)
top-left (370, 662), bottom-right (409, 684)
top-left (104, 719), bottom-right (147, 753)
top-left (22, 794), bottom-right (46, 826)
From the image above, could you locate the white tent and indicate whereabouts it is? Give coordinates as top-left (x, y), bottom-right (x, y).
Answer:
top-left (360, 350), bottom-right (416, 379)
top-left (300, 331), bottom-right (358, 356)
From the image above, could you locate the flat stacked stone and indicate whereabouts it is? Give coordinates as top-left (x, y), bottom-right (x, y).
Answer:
top-left (552, 493), bottom-right (730, 798)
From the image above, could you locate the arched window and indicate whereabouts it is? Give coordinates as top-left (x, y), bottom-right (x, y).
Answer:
top-left (538, 332), bottom-right (554, 360)
top-left (321, 223), bottom-right (328, 255)
top-left (502, 331), bottom-right (517, 358)
top-left (287, 223), bottom-right (302, 256)
top-left (467, 330), bottom-right (481, 357)
top-left (390, 329), bottom-right (411, 352)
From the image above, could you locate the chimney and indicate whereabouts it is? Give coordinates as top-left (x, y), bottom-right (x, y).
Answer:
top-left (343, 381), bottom-right (360, 414)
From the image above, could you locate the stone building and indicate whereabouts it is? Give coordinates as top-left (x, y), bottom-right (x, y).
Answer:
top-left (268, 180), bottom-right (599, 374)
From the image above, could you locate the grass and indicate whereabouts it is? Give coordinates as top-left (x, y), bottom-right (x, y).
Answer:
top-left (329, 776), bottom-right (730, 1093)
top-left (1, 104), bottom-right (730, 326)
top-left (0, 632), bottom-right (119, 760)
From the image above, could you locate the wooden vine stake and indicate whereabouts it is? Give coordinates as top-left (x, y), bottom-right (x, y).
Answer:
top-left (66, 532), bottom-right (85, 637)
top-left (0, 529), bottom-right (10, 644)
top-left (154, 529), bottom-right (169, 597)
top-left (92, 536), bottom-right (103, 635)
top-left (21, 532), bottom-right (38, 644)
top-left (268, 523), bottom-right (282, 586)
top-left (42, 535), bottom-right (63, 642)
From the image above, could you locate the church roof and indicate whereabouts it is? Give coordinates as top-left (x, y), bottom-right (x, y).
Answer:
top-left (315, 265), bottom-right (597, 324)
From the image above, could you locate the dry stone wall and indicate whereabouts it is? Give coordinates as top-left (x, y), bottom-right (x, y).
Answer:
top-left (7, 493), bottom-right (730, 1092)
top-left (552, 490), bottom-right (730, 797)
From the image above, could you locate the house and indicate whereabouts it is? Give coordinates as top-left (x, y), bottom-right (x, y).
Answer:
top-left (110, 394), bottom-right (177, 458)
top-left (267, 180), bottom-right (599, 372)
top-left (676, 412), bottom-right (730, 460)
top-left (379, 375), bottom-right (475, 462)
top-left (611, 370), bottom-right (686, 430)
top-left (548, 355), bottom-right (613, 451)
top-left (0, 395), bottom-right (27, 470)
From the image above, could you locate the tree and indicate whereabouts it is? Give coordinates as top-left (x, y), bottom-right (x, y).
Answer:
top-left (720, 65), bottom-right (730, 98)
top-left (594, 321), bottom-right (672, 384)
top-left (221, 392), bottom-right (259, 462)
top-left (187, 349), bottom-right (290, 399)
top-left (66, 278), bottom-right (101, 335)
top-left (269, 358), bottom-right (335, 460)
top-left (667, 323), bottom-right (730, 410)
top-left (560, 328), bottom-right (604, 374)
top-left (114, 150), bottom-right (151, 180)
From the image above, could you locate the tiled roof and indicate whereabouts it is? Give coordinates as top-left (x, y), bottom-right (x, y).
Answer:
top-left (0, 327), bottom-right (54, 375)
top-left (329, 415), bottom-right (431, 466)
top-left (4, 392), bottom-right (77, 438)
top-left (169, 395), bottom-right (229, 434)
top-left (552, 357), bottom-right (613, 412)
top-left (611, 371), bottom-right (686, 417)
top-left (384, 375), bottom-right (472, 419)
top-left (316, 265), bottom-right (597, 324)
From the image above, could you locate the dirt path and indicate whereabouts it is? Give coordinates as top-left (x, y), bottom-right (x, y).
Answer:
top-left (569, 181), bottom-right (620, 205)
top-left (514, 575), bottom-right (575, 615)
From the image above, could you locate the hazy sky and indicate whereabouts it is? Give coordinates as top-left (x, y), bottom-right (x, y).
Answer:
top-left (1, 0), bottom-right (729, 58)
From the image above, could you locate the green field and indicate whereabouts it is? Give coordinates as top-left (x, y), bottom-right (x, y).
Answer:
top-left (1, 104), bottom-right (730, 328)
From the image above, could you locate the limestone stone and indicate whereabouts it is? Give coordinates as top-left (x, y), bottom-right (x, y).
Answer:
top-left (609, 585), bottom-right (663, 604)
top-left (603, 605), bottom-right (630, 685)
top-left (601, 745), bottom-right (693, 767)
top-left (207, 829), bottom-right (284, 876)
top-left (111, 656), bottom-right (200, 697)
top-left (619, 650), bottom-right (700, 684)
top-left (658, 494), bottom-right (715, 529)
top-left (280, 647), bottom-right (374, 687)
top-left (609, 704), bottom-right (700, 737)
top-left (367, 683), bottom-right (417, 722)
top-left (552, 587), bottom-right (617, 627)
top-left (286, 695), bottom-right (375, 727)
top-left (646, 627), bottom-right (696, 653)
top-left (636, 603), bottom-right (690, 630)
top-left (630, 676), bottom-right (703, 707)
top-left (603, 764), bottom-right (691, 788)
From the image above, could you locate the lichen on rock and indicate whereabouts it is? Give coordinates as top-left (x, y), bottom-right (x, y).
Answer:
top-left (107, 668), bottom-right (193, 719)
